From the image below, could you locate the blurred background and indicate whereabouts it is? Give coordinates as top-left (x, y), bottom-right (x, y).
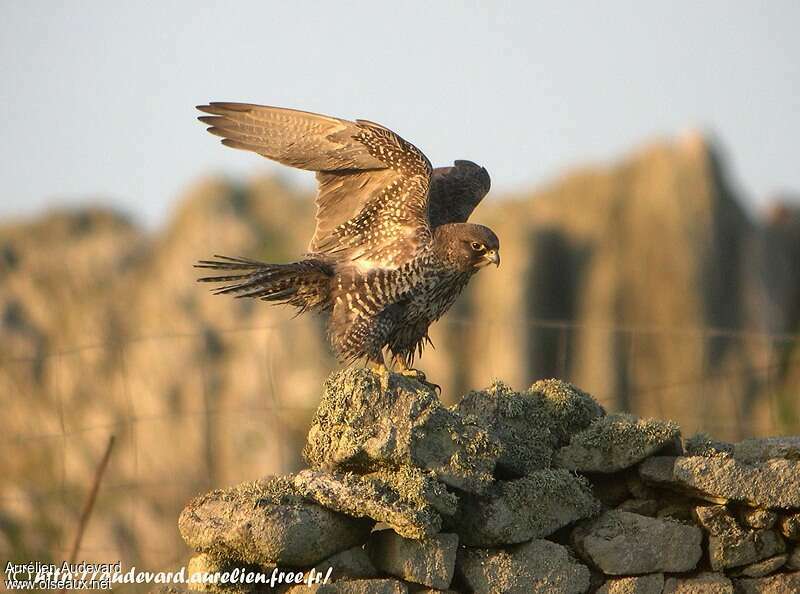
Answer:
top-left (2, 1), bottom-right (800, 589)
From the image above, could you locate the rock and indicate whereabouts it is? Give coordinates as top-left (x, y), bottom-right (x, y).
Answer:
top-left (617, 499), bottom-right (660, 517)
top-left (662, 572), bottom-right (733, 594)
top-left (451, 381), bottom-right (555, 476)
top-left (676, 456), bottom-right (800, 508)
top-left (736, 507), bottom-right (778, 530)
top-left (309, 547), bottom-right (378, 582)
top-left (683, 433), bottom-right (734, 458)
top-left (528, 379), bottom-right (606, 446)
top-left (186, 554), bottom-right (261, 593)
top-left (366, 530), bottom-right (457, 590)
top-left (590, 472), bottom-right (633, 507)
top-left (452, 379), bottom-right (607, 478)
top-left (293, 468), bottom-right (456, 540)
top-left (732, 436), bottom-right (800, 463)
top-left (733, 572), bottom-right (800, 594)
top-left (708, 529), bottom-right (785, 571)
top-left (693, 505), bottom-right (740, 535)
top-left (778, 512), bottom-right (800, 541)
top-left (284, 579), bottom-right (408, 594)
top-left (448, 468), bottom-right (599, 546)
top-left (656, 501), bottom-right (694, 523)
top-left (555, 414), bottom-right (680, 473)
top-left (787, 545), bottom-right (800, 570)
top-left (642, 455), bottom-right (800, 508)
top-left (178, 475), bottom-right (373, 567)
top-left (598, 573), bottom-right (664, 594)
top-left (456, 539), bottom-right (590, 594)
top-left (638, 456), bottom-right (682, 487)
top-left (574, 510), bottom-right (702, 574)
top-left (625, 473), bottom-right (660, 500)
top-left (303, 369), bottom-right (500, 493)
top-left (730, 554), bottom-right (787, 577)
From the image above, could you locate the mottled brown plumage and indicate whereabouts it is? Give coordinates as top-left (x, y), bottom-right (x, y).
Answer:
top-left (195, 102), bottom-right (499, 372)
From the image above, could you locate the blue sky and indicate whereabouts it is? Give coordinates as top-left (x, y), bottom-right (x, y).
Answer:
top-left (2, 1), bottom-right (798, 227)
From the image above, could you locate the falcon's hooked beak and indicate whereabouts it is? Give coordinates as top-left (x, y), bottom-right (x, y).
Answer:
top-left (482, 249), bottom-right (500, 268)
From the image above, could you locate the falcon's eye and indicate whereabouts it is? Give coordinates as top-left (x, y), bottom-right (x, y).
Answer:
top-left (470, 242), bottom-right (485, 251)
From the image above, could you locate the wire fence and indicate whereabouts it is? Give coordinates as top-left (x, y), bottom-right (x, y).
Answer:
top-left (1, 317), bottom-right (798, 592)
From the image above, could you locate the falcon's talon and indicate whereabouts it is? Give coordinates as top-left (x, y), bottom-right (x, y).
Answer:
top-left (367, 360), bottom-right (391, 377)
top-left (397, 367), bottom-right (441, 395)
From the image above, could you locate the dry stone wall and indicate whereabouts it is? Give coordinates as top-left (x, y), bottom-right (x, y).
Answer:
top-left (159, 370), bottom-right (800, 594)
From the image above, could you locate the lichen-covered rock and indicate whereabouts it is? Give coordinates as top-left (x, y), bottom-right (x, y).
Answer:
top-left (708, 528), bottom-right (785, 571)
top-left (655, 501), bottom-right (694, 523)
top-left (625, 472), bottom-right (660, 500)
top-left (683, 433), bottom-right (734, 458)
top-left (638, 456), bottom-right (680, 487)
top-left (662, 572), bottom-right (733, 594)
top-left (692, 505), bottom-right (785, 572)
top-left (732, 436), bottom-right (800, 463)
top-left (732, 572), bottom-right (800, 594)
top-left (617, 499), bottom-right (660, 517)
top-left (529, 378), bottom-right (606, 446)
top-left (448, 468), bottom-right (600, 546)
top-left (293, 468), bottom-right (456, 540)
top-left (730, 553), bottom-right (787, 577)
top-left (366, 530), bottom-right (458, 590)
top-left (677, 456), bottom-right (800, 508)
top-left (736, 506), bottom-right (778, 530)
top-left (308, 547), bottom-right (378, 582)
top-left (303, 369), bottom-right (499, 493)
top-left (178, 476), bottom-right (373, 567)
top-left (456, 539), bottom-right (590, 594)
top-left (555, 414), bottom-right (680, 473)
top-left (778, 511), bottom-right (800, 541)
top-left (787, 545), bottom-right (800, 570)
top-left (640, 455), bottom-right (800, 508)
top-left (590, 472), bottom-right (633, 507)
top-left (284, 579), bottom-right (408, 594)
top-left (693, 504), bottom-right (740, 536)
top-left (185, 553), bottom-right (265, 594)
top-left (573, 510), bottom-right (702, 574)
top-left (451, 381), bottom-right (555, 476)
top-left (597, 573), bottom-right (664, 594)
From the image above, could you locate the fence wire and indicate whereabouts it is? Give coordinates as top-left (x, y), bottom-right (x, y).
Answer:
top-left (1, 317), bottom-right (798, 592)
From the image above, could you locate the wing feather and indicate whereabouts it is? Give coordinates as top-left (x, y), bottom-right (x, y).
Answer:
top-left (198, 102), bottom-right (433, 269)
top-left (427, 160), bottom-right (491, 227)
top-left (197, 103), bottom-right (386, 171)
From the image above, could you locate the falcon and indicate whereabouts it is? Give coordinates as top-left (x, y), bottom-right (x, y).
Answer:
top-left (195, 103), bottom-right (499, 385)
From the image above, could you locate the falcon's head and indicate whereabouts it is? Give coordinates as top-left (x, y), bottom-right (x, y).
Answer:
top-left (434, 223), bottom-right (500, 272)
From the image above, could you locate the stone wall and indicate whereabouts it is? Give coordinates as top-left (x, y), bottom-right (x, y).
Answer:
top-left (162, 370), bottom-right (800, 593)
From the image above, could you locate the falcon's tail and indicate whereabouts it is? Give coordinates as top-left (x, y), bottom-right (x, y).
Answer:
top-left (195, 255), bottom-right (334, 314)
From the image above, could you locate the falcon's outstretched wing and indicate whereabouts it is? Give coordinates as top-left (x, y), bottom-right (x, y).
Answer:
top-left (427, 160), bottom-right (491, 228)
top-left (197, 103), bottom-right (433, 270)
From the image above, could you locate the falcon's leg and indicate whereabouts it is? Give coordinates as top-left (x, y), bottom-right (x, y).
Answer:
top-left (393, 357), bottom-right (441, 396)
top-left (366, 356), bottom-right (390, 378)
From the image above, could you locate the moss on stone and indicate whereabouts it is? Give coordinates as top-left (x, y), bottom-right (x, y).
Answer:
top-left (528, 379), bottom-right (606, 446)
top-left (556, 414), bottom-right (680, 472)
top-left (304, 368), bottom-right (436, 470)
top-left (293, 467), bottom-right (456, 540)
top-left (454, 381), bottom-right (554, 476)
top-left (449, 468), bottom-right (600, 547)
top-left (684, 432), bottom-right (733, 458)
top-left (304, 368), bottom-right (499, 494)
top-left (178, 475), bottom-right (373, 568)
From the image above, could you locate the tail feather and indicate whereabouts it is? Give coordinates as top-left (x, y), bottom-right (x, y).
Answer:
top-left (195, 255), bottom-right (333, 314)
